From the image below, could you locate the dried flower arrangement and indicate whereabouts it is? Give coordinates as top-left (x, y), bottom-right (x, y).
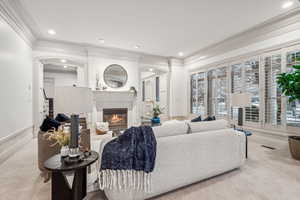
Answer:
top-left (44, 128), bottom-right (70, 147)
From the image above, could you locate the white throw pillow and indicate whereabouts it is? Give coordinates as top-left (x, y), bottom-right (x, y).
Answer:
top-left (153, 120), bottom-right (189, 138)
top-left (188, 119), bottom-right (229, 133)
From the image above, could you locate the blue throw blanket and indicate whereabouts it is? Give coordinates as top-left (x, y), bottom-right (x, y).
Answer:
top-left (99, 126), bottom-right (157, 192)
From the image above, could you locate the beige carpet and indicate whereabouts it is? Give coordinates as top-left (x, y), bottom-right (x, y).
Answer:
top-left (1, 133), bottom-right (300, 200)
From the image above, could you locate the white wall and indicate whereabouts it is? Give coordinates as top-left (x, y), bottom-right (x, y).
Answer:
top-left (43, 71), bottom-right (77, 98)
top-left (88, 55), bottom-right (141, 125)
top-left (44, 71), bottom-right (77, 86)
top-left (141, 72), bottom-right (168, 119)
top-left (169, 59), bottom-right (188, 117)
top-left (0, 17), bottom-right (33, 140)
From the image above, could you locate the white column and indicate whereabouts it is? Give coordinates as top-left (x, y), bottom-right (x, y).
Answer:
top-left (168, 58), bottom-right (187, 118)
top-left (32, 60), bottom-right (44, 136)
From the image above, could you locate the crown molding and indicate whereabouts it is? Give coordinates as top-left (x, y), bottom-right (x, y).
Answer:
top-left (0, 0), bottom-right (36, 47)
top-left (185, 7), bottom-right (300, 66)
top-left (168, 58), bottom-right (184, 67)
top-left (187, 37), bottom-right (300, 74)
top-left (34, 39), bottom-right (170, 68)
top-left (10, 0), bottom-right (43, 38)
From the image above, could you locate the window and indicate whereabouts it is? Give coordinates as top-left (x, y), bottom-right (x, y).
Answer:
top-left (207, 67), bottom-right (228, 118)
top-left (286, 51), bottom-right (300, 127)
top-left (189, 46), bottom-right (300, 132)
top-left (191, 72), bottom-right (206, 116)
top-left (207, 70), bottom-right (215, 116)
top-left (231, 63), bottom-right (243, 93)
top-left (142, 81), bottom-right (145, 101)
top-left (230, 60), bottom-right (260, 123)
top-left (215, 67), bottom-right (228, 118)
top-left (244, 59), bottom-right (260, 123)
top-left (264, 55), bottom-right (282, 126)
top-left (155, 76), bottom-right (160, 102)
top-left (231, 63), bottom-right (243, 120)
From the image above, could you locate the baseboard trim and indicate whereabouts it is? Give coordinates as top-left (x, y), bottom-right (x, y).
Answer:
top-left (243, 126), bottom-right (289, 141)
top-left (0, 125), bottom-right (33, 164)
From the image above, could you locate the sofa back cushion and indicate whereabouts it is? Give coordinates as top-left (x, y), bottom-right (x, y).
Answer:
top-left (153, 120), bottom-right (188, 138)
top-left (188, 119), bottom-right (229, 133)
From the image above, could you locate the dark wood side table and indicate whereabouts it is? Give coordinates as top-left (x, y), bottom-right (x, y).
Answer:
top-left (44, 151), bottom-right (99, 200)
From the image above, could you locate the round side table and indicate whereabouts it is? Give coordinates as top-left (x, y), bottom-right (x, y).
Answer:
top-left (44, 151), bottom-right (99, 200)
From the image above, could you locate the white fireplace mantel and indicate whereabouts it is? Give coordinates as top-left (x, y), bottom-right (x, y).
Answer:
top-left (93, 90), bottom-right (136, 110)
top-left (93, 90), bottom-right (138, 127)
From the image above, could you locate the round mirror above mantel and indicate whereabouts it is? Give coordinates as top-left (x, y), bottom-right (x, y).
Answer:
top-left (103, 64), bottom-right (128, 88)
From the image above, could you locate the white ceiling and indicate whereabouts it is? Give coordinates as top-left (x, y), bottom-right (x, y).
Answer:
top-left (20, 0), bottom-right (298, 57)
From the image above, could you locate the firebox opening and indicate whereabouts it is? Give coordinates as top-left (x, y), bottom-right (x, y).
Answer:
top-left (103, 108), bottom-right (128, 132)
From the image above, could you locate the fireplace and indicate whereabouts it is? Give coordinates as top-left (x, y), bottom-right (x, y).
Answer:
top-left (103, 108), bottom-right (128, 132)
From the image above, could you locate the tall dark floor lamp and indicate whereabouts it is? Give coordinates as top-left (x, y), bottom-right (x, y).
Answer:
top-left (54, 86), bottom-right (93, 158)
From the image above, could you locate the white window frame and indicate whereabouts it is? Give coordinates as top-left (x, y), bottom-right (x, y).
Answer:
top-left (260, 49), bottom-right (285, 131)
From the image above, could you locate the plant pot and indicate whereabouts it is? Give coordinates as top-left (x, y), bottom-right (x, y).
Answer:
top-left (151, 117), bottom-right (160, 124)
top-left (288, 136), bottom-right (300, 161)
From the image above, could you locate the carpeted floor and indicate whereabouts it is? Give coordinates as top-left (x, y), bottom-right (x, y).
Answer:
top-left (1, 133), bottom-right (300, 200)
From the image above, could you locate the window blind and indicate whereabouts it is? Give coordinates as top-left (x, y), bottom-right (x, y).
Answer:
top-left (215, 67), bottom-right (228, 118)
top-left (207, 67), bottom-right (228, 118)
top-left (231, 63), bottom-right (243, 93)
top-left (207, 70), bottom-right (215, 116)
top-left (244, 59), bottom-right (260, 123)
top-left (231, 64), bottom-right (243, 120)
top-left (155, 76), bottom-right (160, 102)
top-left (191, 72), bottom-right (206, 116)
top-left (264, 55), bottom-right (282, 126)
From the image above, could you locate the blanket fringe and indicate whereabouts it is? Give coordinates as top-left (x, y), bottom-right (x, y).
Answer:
top-left (98, 170), bottom-right (152, 193)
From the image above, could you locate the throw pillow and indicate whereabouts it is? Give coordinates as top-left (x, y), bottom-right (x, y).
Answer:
top-left (191, 115), bottom-right (202, 122)
top-left (203, 116), bottom-right (216, 121)
top-left (40, 117), bottom-right (61, 132)
top-left (152, 120), bottom-right (189, 138)
top-left (55, 113), bottom-right (70, 122)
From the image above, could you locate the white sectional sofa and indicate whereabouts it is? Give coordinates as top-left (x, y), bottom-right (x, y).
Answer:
top-left (101, 120), bottom-right (246, 200)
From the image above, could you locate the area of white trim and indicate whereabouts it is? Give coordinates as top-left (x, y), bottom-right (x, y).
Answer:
top-left (0, 0), bottom-right (35, 47)
top-left (0, 125), bottom-right (33, 164)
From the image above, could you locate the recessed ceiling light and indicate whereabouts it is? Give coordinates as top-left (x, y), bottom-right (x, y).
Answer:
top-left (61, 59), bottom-right (67, 63)
top-left (98, 38), bottom-right (105, 44)
top-left (134, 45), bottom-right (140, 49)
top-left (178, 52), bottom-right (184, 57)
top-left (64, 65), bottom-right (68, 69)
top-left (47, 29), bottom-right (56, 35)
top-left (149, 68), bottom-right (153, 72)
top-left (282, 1), bottom-right (294, 9)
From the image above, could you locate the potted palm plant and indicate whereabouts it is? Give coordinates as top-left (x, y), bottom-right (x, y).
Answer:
top-left (277, 57), bottom-right (300, 160)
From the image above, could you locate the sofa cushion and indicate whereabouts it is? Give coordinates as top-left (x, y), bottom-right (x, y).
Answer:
top-left (203, 116), bottom-right (216, 121)
top-left (40, 117), bottom-right (61, 132)
top-left (153, 120), bottom-right (189, 138)
top-left (191, 115), bottom-right (202, 122)
top-left (55, 113), bottom-right (70, 122)
top-left (188, 119), bottom-right (229, 133)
